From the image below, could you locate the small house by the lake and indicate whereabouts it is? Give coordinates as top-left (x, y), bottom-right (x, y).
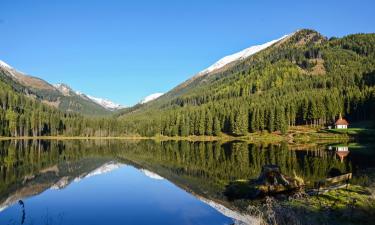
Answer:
top-left (335, 114), bottom-right (349, 129)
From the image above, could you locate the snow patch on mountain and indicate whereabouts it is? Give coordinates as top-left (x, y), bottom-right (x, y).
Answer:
top-left (86, 95), bottom-right (125, 110)
top-left (199, 33), bottom-right (293, 75)
top-left (54, 83), bottom-right (125, 110)
top-left (0, 60), bottom-right (25, 78)
top-left (197, 195), bottom-right (258, 225)
top-left (140, 93), bottom-right (164, 104)
top-left (140, 169), bottom-right (164, 180)
top-left (0, 60), bottom-right (13, 70)
top-left (51, 177), bottom-right (70, 190)
top-left (54, 83), bottom-right (73, 96)
top-left (85, 162), bottom-right (123, 179)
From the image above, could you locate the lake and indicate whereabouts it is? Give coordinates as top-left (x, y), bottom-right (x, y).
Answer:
top-left (0, 140), bottom-right (374, 225)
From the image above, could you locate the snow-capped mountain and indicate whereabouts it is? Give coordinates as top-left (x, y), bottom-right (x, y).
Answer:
top-left (54, 83), bottom-right (125, 110)
top-left (0, 60), bottom-right (55, 90)
top-left (140, 169), bottom-right (164, 180)
top-left (86, 95), bottom-right (125, 111)
top-left (140, 93), bottom-right (164, 104)
top-left (51, 177), bottom-right (70, 190)
top-left (73, 162), bottom-right (124, 183)
top-left (0, 60), bottom-right (116, 115)
top-left (84, 162), bottom-right (123, 179)
top-left (0, 60), bottom-right (13, 70)
top-left (199, 33), bottom-right (293, 75)
top-left (196, 195), bottom-right (257, 225)
top-left (54, 83), bottom-right (74, 96)
top-left (0, 60), bottom-right (19, 79)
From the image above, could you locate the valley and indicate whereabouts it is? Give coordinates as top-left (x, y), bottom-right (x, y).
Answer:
top-left (1, 1), bottom-right (375, 225)
top-left (0, 29), bottom-right (373, 141)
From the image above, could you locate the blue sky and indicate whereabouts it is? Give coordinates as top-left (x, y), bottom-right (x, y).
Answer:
top-left (0, 0), bottom-right (374, 106)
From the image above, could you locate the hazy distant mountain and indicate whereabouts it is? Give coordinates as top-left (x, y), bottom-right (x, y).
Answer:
top-left (0, 61), bottom-right (117, 116)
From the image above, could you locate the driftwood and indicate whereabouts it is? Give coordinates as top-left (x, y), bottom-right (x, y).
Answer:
top-left (311, 173), bottom-right (352, 195)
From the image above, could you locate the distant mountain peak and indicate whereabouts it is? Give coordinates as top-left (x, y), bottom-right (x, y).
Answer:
top-left (140, 169), bottom-right (164, 180)
top-left (140, 93), bottom-right (164, 104)
top-left (199, 33), bottom-right (294, 75)
top-left (54, 83), bottom-right (74, 96)
top-left (54, 83), bottom-right (71, 89)
top-left (84, 162), bottom-right (123, 179)
top-left (54, 83), bottom-right (125, 110)
top-left (0, 60), bottom-right (13, 70)
top-left (0, 59), bottom-right (119, 115)
top-left (0, 59), bottom-right (24, 79)
top-left (86, 95), bottom-right (125, 111)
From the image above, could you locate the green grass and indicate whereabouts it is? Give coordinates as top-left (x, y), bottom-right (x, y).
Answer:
top-left (284, 185), bottom-right (375, 225)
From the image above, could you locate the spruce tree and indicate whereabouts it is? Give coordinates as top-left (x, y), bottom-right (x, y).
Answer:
top-left (213, 117), bottom-right (221, 136)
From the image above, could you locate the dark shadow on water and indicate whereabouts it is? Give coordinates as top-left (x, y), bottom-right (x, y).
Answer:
top-left (18, 200), bottom-right (25, 225)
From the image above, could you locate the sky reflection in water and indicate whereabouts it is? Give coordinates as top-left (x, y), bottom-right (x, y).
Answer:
top-left (0, 165), bottom-right (233, 225)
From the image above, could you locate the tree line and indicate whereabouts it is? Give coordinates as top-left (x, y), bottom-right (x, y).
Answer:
top-left (119, 31), bottom-right (375, 137)
top-left (0, 30), bottom-right (374, 138)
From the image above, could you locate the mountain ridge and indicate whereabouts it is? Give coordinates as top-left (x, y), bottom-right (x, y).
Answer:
top-left (118, 30), bottom-right (308, 115)
top-left (53, 83), bottom-right (125, 110)
top-left (147, 30), bottom-right (307, 106)
top-left (0, 28), bottom-right (374, 138)
top-left (140, 93), bottom-right (164, 104)
top-left (0, 61), bottom-right (121, 115)
top-left (198, 33), bottom-right (294, 75)
top-left (117, 29), bottom-right (375, 137)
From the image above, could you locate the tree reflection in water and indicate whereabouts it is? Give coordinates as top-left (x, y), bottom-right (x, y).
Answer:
top-left (0, 139), bottom-right (369, 217)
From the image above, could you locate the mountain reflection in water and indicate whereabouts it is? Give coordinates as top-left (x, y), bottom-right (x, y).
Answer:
top-left (0, 140), bottom-right (373, 225)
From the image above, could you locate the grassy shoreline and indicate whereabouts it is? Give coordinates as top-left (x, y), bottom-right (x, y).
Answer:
top-left (0, 126), bottom-right (372, 142)
top-left (250, 185), bottom-right (375, 225)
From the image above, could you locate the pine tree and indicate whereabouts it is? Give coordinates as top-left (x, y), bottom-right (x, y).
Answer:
top-left (198, 110), bottom-right (205, 135)
top-left (213, 117), bottom-right (221, 136)
top-left (179, 116), bottom-right (188, 136)
top-left (205, 112), bottom-right (213, 135)
top-left (268, 108), bottom-right (275, 133)
top-left (5, 109), bottom-right (18, 136)
top-left (233, 108), bottom-right (248, 136)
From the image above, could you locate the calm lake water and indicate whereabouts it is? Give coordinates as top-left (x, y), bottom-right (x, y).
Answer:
top-left (0, 140), bottom-right (374, 225)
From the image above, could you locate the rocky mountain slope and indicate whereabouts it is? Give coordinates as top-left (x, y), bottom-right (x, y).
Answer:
top-left (0, 61), bottom-right (120, 116)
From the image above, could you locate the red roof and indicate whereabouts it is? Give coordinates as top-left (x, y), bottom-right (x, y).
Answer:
top-left (335, 118), bottom-right (349, 125)
top-left (336, 151), bottom-right (349, 158)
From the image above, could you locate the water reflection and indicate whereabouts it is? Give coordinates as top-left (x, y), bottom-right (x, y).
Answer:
top-left (18, 200), bottom-right (25, 224)
top-left (0, 140), bottom-right (373, 225)
top-left (329, 145), bottom-right (350, 163)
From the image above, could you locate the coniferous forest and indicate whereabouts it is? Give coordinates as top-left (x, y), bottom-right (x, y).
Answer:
top-left (0, 29), bottom-right (374, 137)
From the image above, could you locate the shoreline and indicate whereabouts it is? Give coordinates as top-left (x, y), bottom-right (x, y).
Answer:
top-left (0, 129), bottom-right (358, 143)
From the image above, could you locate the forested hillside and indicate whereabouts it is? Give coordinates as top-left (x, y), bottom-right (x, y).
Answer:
top-left (118, 29), bottom-right (375, 136)
top-left (0, 72), bottom-right (128, 137)
top-left (0, 65), bottom-right (112, 116)
top-left (0, 29), bottom-right (374, 138)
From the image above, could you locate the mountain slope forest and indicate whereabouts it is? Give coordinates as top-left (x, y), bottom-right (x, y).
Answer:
top-left (0, 65), bottom-right (113, 116)
top-left (0, 29), bottom-right (374, 137)
top-left (118, 29), bottom-right (375, 136)
top-left (0, 77), bottom-right (121, 137)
